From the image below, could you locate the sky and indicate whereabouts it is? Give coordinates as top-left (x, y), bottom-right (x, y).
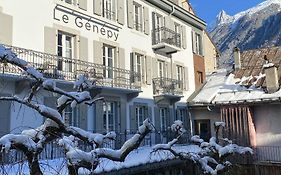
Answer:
top-left (189, 0), bottom-right (266, 25)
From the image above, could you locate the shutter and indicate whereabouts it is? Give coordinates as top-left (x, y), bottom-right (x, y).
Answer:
top-left (129, 105), bottom-right (136, 131)
top-left (184, 67), bottom-right (189, 90)
top-left (118, 47), bottom-right (125, 69)
top-left (78, 0), bottom-right (87, 10)
top-left (154, 107), bottom-right (160, 131)
top-left (152, 57), bottom-right (158, 79)
top-left (191, 30), bottom-right (196, 52)
top-left (79, 36), bottom-right (88, 61)
top-left (199, 34), bottom-right (203, 55)
top-left (127, 0), bottom-right (134, 29)
top-left (147, 106), bottom-right (152, 120)
top-left (93, 40), bottom-right (103, 64)
top-left (0, 13), bottom-right (12, 45)
top-left (95, 100), bottom-right (104, 132)
top-left (0, 100), bottom-right (10, 137)
top-left (166, 61), bottom-right (171, 78)
top-left (94, 0), bottom-right (102, 16)
top-left (119, 102), bottom-right (126, 132)
top-left (152, 12), bottom-right (156, 44)
top-left (182, 25), bottom-right (187, 49)
top-left (164, 16), bottom-right (173, 30)
top-left (79, 104), bottom-right (88, 130)
top-left (117, 0), bottom-right (125, 25)
top-left (44, 27), bottom-right (57, 55)
top-left (143, 6), bottom-right (150, 35)
top-left (169, 107), bottom-right (174, 127)
top-left (141, 56), bottom-right (146, 84)
top-left (146, 56), bottom-right (152, 85)
top-left (130, 52), bottom-right (135, 82)
top-left (172, 63), bottom-right (177, 79)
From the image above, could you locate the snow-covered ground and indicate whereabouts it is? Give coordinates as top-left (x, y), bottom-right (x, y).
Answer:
top-left (2, 145), bottom-right (201, 175)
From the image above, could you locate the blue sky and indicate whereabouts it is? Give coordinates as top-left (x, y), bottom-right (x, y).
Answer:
top-left (190, 0), bottom-right (265, 25)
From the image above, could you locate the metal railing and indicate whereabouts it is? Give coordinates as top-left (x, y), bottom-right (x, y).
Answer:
top-left (0, 130), bottom-right (189, 164)
top-left (0, 44), bottom-right (141, 90)
top-left (255, 146), bottom-right (281, 163)
top-left (152, 27), bottom-right (181, 48)
top-left (153, 77), bottom-right (183, 95)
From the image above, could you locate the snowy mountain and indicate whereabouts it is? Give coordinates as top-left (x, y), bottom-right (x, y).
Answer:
top-left (209, 0), bottom-right (281, 67)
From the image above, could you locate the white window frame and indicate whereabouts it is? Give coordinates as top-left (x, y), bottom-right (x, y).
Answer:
top-left (57, 32), bottom-right (74, 72)
top-left (133, 2), bottom-right (142, 32)
top-left (176, 65), bottom-right (183, 89)
top-left (63, 106), bottom-right (79, 127)
top-left (158, 60), bottom-right (166, 78)
top-left (195, 33), bottom-right (202, 55)
top-left (103, 101), bottom-right (116, 132)
top-left (102, 0), bottom-right (115, 20)
top-left (103, 45), bottom-right (115, 79)
top-left (135, 106), bottom-right (145, 128)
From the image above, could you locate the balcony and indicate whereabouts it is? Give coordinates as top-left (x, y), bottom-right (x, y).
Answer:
top-left (152, 27), bottom-right (181, 54)
top-left (0, 44), bottom-right (141, 94)
top-left (153, 77), bottom-right (183, 104)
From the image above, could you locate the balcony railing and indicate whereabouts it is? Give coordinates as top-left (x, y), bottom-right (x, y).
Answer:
top-left (152, 27), bottom-right (181, 48)
top-left (153, 77), bottom-right (183, 96)
top-left (0, 44), bottom-right (141, 90)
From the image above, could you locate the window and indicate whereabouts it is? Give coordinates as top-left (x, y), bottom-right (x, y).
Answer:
top-left (194, 120), bottom-right (211, 142)
top-left (158, 60), bottom-right (166, 78)
top-left (135, 106), bottom-right (145, 128)
top-left (153, 13), bottom-right (163, 43)
top-left (176, 108), bottom-right (186, 122)
top-left (57, 32), bottom-right (74, 72)
top-left (176, 65), bottom-right (183, 89)
top-left (103, 45), bottom-right (115, 79)
top-left (133, 2), bottom-right (142, 31)
top-left (102, 0), bottom-right (115, 20)
top-left (197, 71), bottom-right (204, 84)
top-left (193, 32), bottom-right (203, 55)
top-left (131, 53), bottom-right (144, 82)
top-left (103, 101), bottom-right (116, 132)
top-left (64, 106), bottom-right (79, 127)
top-left (160, 107), bottom-right (168, 131)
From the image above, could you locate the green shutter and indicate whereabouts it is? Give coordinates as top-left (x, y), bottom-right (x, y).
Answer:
top-left (120, 101), bottom-right (126, 132)
top-left (182, 25), bottom-right (187, 49)
top-left (44, 27), bottom-right (57, 55)
top-left (143, 6), bottom-right (150, 35)
top-left (167, 61), bottom-right (171, 78)
top-left (152, 57), bottom-right (158, 79)
top-left (129, 105), bottom-right (136, 131)
top-left (172, 63), bottom-right (177, 79)
top-left (93, 40), bottom-right (103, 64)
top-left (79, 36), bottom-right (88, 61)
top-left (117, 0), bottom-right (125, 25)
top-left (141, 56), bottom-right (146, 84)
top-left (164, 16), bottom-right (173, 30)
top-left (127, 0), bottom-right (134, 29)
top-left (94, 0), bottom-right (102, 16)
top-left (0, 99), bottom-right (11, 137)
top-left (78, 0), bottom-right (87, 10)
top-left (146, 56), bottom-right (152, 85)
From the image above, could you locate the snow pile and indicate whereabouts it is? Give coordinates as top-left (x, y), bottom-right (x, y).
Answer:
top-left (38, 104), bottom-right (63, 122)
top-left (214, 122), bottom-right (225, 128)
top-left (0, 134), bottom-right (37, 153)
top-left (191, 135), bottom-right (204, 144)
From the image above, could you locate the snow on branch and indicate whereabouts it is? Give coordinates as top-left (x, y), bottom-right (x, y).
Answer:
top-left (0, 134), bottom-right (37, 153)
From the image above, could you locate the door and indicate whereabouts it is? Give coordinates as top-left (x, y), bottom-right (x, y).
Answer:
top-left (194, 119), bottom-right (211, 142)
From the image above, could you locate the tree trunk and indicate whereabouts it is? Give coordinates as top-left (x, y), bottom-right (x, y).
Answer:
top-left (26, 153), bottom-right (43, 175)
top-left (68, 164), bottom-right (78, 175)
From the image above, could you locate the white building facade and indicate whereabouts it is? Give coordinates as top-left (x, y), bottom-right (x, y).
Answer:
top-left (0, 0), bottom-right (206, 143)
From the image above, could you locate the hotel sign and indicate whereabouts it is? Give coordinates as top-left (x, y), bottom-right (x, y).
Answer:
top-left (54, 5), bottom-right (120, 41)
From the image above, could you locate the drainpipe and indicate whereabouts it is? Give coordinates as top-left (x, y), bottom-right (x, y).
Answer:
top-left (169, 5), bottom-right (175, 16)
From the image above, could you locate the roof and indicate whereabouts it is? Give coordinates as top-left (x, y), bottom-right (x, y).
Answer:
top-left (234, 46), bottom-right (281, 89)
top-left (190, 46), bottom-right (281, 105)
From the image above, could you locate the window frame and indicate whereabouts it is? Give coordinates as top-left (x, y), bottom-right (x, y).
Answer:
top-left (102, 0), bottom-right (116, 20)
top-left (102, 44), bottom-right (115, 79)
top-left (133, 2), bottom-right (143, 32)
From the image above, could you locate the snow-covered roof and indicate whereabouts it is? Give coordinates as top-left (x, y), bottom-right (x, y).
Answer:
top-left (190, 46), bottom-right (281, 105)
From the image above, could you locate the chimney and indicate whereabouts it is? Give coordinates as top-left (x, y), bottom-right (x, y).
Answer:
top-left (264, 64), bottom-right (279, 93)
top-left (233, 47), bottom-right (241, 69)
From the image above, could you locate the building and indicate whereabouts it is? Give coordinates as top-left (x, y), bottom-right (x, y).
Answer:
top-left (188, 46), bottom-right (281, 175)
top-left (0, 0), bottom-right (207, 145)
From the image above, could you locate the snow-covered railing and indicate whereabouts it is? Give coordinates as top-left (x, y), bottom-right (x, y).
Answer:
top-left (0, 44), bottom-right (141, 90)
